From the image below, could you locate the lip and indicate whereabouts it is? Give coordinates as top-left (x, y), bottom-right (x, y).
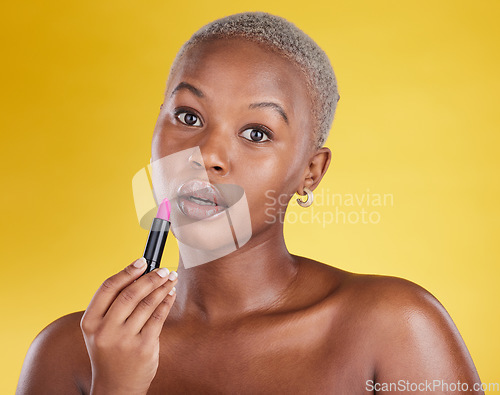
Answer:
top-left (176, 179), bottom-right (229, 220)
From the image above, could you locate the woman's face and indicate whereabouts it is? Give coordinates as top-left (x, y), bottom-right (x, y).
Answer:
top-left (151, 37), bottom-right (316, 252)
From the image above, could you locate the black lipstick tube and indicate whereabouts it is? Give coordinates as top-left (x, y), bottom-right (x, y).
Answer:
top-left (142, 217), bottom-right (170, 275)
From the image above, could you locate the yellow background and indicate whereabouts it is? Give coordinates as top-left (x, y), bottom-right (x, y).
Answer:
top-left (2, 0), bottom-right (499, 392)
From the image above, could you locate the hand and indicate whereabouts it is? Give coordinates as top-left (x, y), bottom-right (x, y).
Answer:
top-left (80, 258), bottom-right (178, 395)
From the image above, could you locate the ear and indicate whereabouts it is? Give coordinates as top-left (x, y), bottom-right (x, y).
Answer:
top-left (297, 147), bottom-right (332, 195)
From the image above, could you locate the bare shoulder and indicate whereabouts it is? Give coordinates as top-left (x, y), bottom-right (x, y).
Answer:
top-left (303, 260), bottom-right (455, 322)
top-left (343, 270), bottom-right (445, 313)
top-left (288, 257), bottom-right (464, 332)
top-left (342, 272), bottom-right (462, 340)
top-left (17, 311), bottom-right (90, 394)
top-left (297, 257), bottom-right (445, 321)
top-left (296, 258), bottom-right (482, 391)
top-left (330, 268), bottom-right (483, 392)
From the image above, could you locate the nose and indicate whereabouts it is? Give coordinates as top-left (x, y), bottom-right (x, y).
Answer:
top-left (188, 127), bottom-right (230, 177)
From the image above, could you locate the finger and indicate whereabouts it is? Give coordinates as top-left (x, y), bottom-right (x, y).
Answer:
top-left (124, 275), bottom-right (178, 334)
top-left (140, 286), bottom-right (177, 340)
top-left (104, 267), bottom-right (172, 325)
top-left (83, 258), bottom-right (148, 322)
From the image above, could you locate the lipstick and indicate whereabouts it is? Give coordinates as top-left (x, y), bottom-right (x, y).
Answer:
top-left (142, 198), bottom-right (171, 275)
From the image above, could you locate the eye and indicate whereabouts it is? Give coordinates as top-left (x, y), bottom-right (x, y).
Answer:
top-left (240, 127), bottom-right (271, 143)
top-left (175, 111), bottom-right (202, 127)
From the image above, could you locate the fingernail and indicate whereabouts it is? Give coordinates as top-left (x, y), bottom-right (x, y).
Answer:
top-left (168, 287), bottom-right (176, 295)
top-left (157, 267), bottom-right (169, 278)
top-left (168, 271), bottom-right (178, 281)
top-left (133, 257), bottom-right (147, 268)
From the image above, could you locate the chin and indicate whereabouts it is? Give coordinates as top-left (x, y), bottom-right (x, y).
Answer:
top-left (171, 201), bottom-right (252, 268)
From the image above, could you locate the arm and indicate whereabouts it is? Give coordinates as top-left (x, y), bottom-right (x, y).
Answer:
top-left (371, 278), bottom-right (483, 394)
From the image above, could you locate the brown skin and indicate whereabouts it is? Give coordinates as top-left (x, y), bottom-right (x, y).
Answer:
top-left (17, 38), bottom-right (483, 394)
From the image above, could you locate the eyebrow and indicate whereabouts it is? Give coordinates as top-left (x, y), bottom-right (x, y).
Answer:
top-left (170, 82), bottom-right (205, 98)
top-left (170, 82), bottom-right (289, 124)
top-left (249, 102), bottom-right (289, 124)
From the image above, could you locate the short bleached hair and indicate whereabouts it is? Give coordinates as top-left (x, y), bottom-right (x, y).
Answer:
top-left (169, 11), bottom-right (340, 149)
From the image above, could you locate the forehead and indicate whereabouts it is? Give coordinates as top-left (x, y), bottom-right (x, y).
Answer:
top-left (167, 38), bottom-right (312, 128)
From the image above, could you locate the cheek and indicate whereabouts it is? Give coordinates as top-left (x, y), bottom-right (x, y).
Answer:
top-left (151, 114), bottom-right (170, 159)
top-left (238, 157), bottom-right (297, 220)
top-left (152, 111), bottom-right (193, 158)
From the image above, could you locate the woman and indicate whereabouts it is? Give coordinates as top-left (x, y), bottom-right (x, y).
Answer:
top-left (17, 12), bottom-right (483, 394)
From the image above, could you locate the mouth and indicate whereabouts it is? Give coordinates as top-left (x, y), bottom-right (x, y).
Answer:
top-left (176, 179), bottom-right (229, 220)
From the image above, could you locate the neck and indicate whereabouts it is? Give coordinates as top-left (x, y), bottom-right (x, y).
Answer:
top-left (171, 225), bottom-right (300, 325)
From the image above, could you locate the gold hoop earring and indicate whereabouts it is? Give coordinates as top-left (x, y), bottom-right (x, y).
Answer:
top-left (297, 187), bottom-right (313, 208)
